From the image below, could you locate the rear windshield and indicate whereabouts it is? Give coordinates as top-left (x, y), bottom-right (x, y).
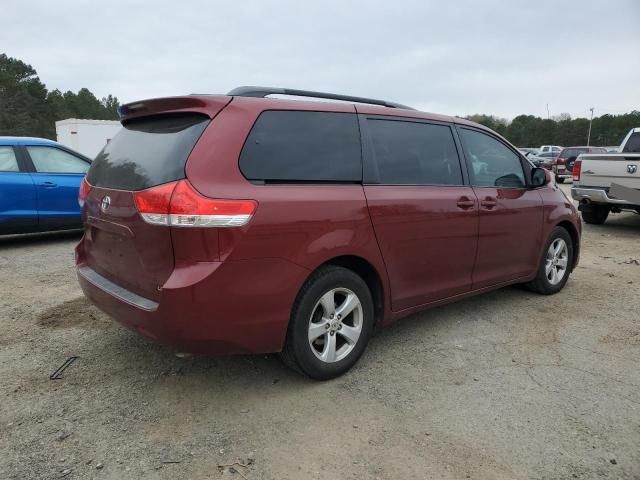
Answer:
top-left (622, 132), bottom-right (640, 153)
top-left (87, 113), bottom-right (210, 190)
top-left (561, 148), bottom-right (588, 158)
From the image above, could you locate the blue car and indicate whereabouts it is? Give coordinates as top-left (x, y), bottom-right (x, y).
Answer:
top-left (0, 137), bottom-right (91, 234)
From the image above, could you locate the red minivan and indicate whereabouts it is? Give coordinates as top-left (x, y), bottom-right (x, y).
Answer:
top-left (76, 87), bottom-right (581, 379)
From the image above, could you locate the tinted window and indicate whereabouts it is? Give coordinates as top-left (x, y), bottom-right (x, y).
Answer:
top-left (366, 119), bottom-right (462, 185)
top-left (561, 148), bottom-right (588, 158)
top-left (0, 147), bottom-right (19, 172)
top-left (27, 146), bottom-right (89, 174)
top-left (87, 113), bottom-right (209, 190)
top-left (239, 111), bottom-right (361, 182)
top-left (459, 129), bottom-right (525, 188)
top-left (622, 132), bottom-right (640, 153)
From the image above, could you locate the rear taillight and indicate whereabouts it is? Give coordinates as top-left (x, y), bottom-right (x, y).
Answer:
top-left (572, 160), bottom-right (582, 181)
top-left (132, 181), bottom-right (176, 225)
top-left (133, 180), bottom-right (257, 228)
top-left (78, 177), bottom-right (91, 207)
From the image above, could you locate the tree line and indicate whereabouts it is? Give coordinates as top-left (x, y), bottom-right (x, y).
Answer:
top-left (1, 53), bottom-right (638, 147)
top-left (0, 53), bottom-right (119, 140)
top-left (466, 111), bottom-right (640, 148)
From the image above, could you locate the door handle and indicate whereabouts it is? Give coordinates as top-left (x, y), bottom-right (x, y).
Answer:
top-left (40, 181), bottom-right (58, 188)
top-left (480, 197), bottom-right (497, 209)
top-left (456, 196), bottom-right (476, 210)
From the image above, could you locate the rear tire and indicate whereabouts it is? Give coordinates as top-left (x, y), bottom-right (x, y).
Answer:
top-left (556, 176), bottom-right (565, 184)
top-left (525, 227), bottom-right (573, 295)
top-left (581, 205), bottom-right (610, 225)
top-left (280, 266), bottom-right (374, 380)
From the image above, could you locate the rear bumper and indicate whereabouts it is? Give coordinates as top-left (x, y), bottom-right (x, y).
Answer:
top-left (571, 187), bottom-right (634, 205)
top-left (78, 266), bottom-right (159, 311)
top-left (76, 250), bottom-right (310, 355)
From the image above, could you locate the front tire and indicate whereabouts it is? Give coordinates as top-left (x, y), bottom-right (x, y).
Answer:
top-left (281, 266), bottom-right (374, 380)
top-left (525, 227), bottom-right (573, 295)
top-left (581, 205), bottom-right (610, 224)
top-left (555, 176), bottom-right (565, 184)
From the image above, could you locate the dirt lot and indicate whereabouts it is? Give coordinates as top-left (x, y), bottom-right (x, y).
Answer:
top-left (1, 184), bottom-right (639, 480)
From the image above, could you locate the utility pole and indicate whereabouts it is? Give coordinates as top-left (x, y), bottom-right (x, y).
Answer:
top-left (587, 107), bottom-right (594, 146)
top-left (546, 104), bottom-right (550, 120)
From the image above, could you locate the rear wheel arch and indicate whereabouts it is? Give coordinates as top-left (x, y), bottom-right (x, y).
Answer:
top-left (281, 264), bottom-right (375, 379)
top-left (300, 255), bottom-right (385, 329)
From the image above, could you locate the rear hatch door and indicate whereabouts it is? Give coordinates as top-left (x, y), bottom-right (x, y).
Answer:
top-left (81, 102), bottom-right (226, 300)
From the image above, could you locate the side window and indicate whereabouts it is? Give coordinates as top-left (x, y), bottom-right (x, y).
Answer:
top-left (459, 129), bottom-right (525, 188)
top-left (0, 147), bottom-right (19, 172)
top-left (239, 111), bottom-right (361, 182)
top-left (365, 119), bottom-right (463, 185)
top-left (26, 146), bottom-right (89, 174)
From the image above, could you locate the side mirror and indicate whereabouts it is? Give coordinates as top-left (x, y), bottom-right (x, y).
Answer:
top-left (531, 167), bottom-right (548, 187)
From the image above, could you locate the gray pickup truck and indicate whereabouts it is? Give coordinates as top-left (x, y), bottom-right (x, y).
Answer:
top-left (571, 127), bottom-right (640, 224)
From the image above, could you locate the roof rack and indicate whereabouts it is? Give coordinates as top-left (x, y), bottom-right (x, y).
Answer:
top-left (227, 86), bottom-right (414, 110)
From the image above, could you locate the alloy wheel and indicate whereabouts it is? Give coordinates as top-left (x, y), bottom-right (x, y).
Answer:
top-left (545, 238), bottom-right (569, 285)
top-left (308, 288), bottom-right (363, 363)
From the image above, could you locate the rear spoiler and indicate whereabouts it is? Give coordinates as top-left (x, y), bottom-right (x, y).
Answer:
top-left (118, 96), bottom-right (232, 122)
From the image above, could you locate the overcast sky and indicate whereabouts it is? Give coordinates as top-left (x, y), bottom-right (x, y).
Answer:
top-left (3, 0), bottom-right (639, 119)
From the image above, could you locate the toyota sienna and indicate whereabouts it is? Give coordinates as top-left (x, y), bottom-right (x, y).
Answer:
top-left (76, 87), bottom-right (581, 379)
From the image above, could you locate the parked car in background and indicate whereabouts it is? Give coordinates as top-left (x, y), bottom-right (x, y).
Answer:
top-left (530, 151), bottom-right (558, 170)
top-left (0, 137), bottom-right (90, 234)
top-left (76, 87), bottom-right (581, 380)
top-left (572, 128), bottom-right (640, 224)
top-left (539, 145), bottom-right (563, 154)
top-left (518, 147), bottom-right (539, 155)
top-left (554, 146), bottom-right (608, 183)
top-left (519, 149), bottom-right (541, 166)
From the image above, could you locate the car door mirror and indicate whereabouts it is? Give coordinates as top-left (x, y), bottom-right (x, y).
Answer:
top-left (531, 167), bottom-right (548, 187)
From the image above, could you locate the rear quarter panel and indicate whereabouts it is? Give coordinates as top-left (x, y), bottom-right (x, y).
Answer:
top-left (185, 98), bottom-right (392, 321)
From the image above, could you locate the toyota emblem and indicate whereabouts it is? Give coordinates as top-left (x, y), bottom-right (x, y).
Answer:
top-left (100, 195), bottom-right (111, 212)
top-left (627, 164), bottom-right (638, 174)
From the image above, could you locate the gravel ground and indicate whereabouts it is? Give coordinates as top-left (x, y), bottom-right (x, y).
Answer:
top-left (1, 184), bottom-right (639, 480)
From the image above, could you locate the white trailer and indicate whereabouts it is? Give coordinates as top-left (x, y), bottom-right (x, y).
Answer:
top-left (55, 118), bottom-right (122, 159)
